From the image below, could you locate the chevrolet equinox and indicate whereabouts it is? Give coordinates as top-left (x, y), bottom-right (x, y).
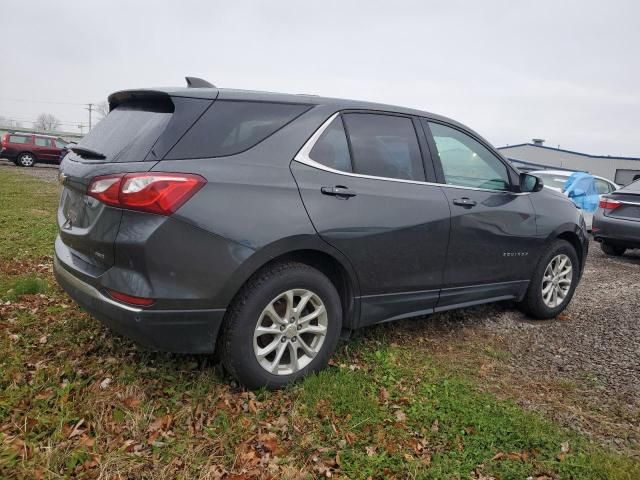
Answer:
top-left (54, 77), bottom-right (588, 389)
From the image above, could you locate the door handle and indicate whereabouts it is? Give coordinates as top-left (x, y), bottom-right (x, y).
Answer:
top-left (321, 186), bottom-right (357, 199)
top-left (453, 197), bottom-right (477, 207)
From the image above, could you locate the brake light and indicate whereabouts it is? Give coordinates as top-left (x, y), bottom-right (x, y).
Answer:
top-left (599, 198), bottom-right (621, 210)
top-left (88, 172), bottom-right (205, 215)
top-left (107, 289), bottom-right (155, 307)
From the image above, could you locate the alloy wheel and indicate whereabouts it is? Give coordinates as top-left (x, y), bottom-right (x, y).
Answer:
top-left (19, 154), bottom-right (34, 166)
top-left (541, 254), bottom-right (573, 308)
top-left (253, 289), bottom-right (328, 375)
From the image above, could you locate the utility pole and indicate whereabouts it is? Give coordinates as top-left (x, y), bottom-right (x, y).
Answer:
top-left (85, 103), bottom-right (94, 130)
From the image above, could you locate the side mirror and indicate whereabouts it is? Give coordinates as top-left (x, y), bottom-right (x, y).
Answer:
top-left (520, 173), bottom-right (544, 193)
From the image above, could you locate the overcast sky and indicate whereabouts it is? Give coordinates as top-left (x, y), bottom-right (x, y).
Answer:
top-left (1, 0), bottom-right (639, 155)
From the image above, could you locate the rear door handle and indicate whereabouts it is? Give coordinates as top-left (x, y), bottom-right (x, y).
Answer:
top-left (321, 186), bottom-right (357, 199)
top-left (453, 197), bottom-right (477, 207)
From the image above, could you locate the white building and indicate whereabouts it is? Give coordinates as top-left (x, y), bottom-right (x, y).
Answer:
top-left (498, 139), bottom-right (640, 185)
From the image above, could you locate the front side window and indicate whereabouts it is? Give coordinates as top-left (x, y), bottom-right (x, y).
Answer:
top-left (35, 137), bottom-right (50, 147)
top-left (167, 100), bottom-right (310, 159)
top-left (55, 139), bottom-right (68, 148)
top-left (309, 117), bottom-right (352, 172)
top-left (9, 135), bottom-right (30, 144)
top-left (342, 113), bottom-right (425, 181)
top-left (427, 122), bottom-right (510, 191)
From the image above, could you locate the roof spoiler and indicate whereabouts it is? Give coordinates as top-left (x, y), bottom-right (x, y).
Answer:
top-left (185, 76), bottom-right (216, 88)
top-left (108, 90), bottom-right (174, 112)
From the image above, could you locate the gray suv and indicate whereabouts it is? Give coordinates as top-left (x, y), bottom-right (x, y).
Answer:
top-left (54, 78), bottom-right (588, 389)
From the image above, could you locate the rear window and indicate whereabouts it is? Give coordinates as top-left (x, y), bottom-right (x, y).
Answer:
top-left (74, 104), bottom-right (172, 162)
top-left (621, 179), bottom-right (640, 193)
top-left (166, 100), bottom-right (310, 159)
top-left (9, 135), bottom-right (31, 144)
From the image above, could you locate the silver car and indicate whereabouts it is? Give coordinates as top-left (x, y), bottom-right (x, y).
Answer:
top-left (530, 170), bottom-right (619, 230)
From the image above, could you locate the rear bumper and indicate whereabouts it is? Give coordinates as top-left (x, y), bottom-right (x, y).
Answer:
top-left (1, 149), bottom-right (17, 160)
top-left (54, 254), bottom-right (226, 353)
top-left (593, 214), bottom-right (640, 249)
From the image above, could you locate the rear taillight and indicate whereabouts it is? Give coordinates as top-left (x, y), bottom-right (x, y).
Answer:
top-left (88, 172), bottom-right (206, 215)
top-left (107, 289), bottom-right (155, 307)
top-left (599, 198), bottom-right (621, 210)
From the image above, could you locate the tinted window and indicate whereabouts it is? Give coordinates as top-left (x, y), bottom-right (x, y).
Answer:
top-left (77, 104), bottom-right (172, 162)
top-left (342, 113), bottom-right (424, 181)
top-left (168, 100), bottom-right (310, 159)
top-left (309, 117), bottom-right (352, 172)
top-left (35, 137), bottom-right (50, 147)
top-left (428, 122), bottom-right (510, 191)
top-left (9, 135), bottom-right (30, 144)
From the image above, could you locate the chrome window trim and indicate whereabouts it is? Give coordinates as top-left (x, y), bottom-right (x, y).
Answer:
top-left (294, 112), bottom-right (529, 195)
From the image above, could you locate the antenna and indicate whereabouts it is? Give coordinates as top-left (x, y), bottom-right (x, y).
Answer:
top-left (185, 77), bottom-right (216, 88)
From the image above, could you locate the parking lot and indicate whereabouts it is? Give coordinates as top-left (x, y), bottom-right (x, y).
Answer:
top-left (1, 162), bottom-right (638, 477)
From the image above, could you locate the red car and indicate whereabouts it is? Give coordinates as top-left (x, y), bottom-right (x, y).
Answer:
top-left (0, 132), bottom-right (69, 167)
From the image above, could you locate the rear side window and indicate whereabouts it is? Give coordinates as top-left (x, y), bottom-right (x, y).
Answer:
top-left (594, 178), bottom-right (613, 194)
top-left (76, 104), bottom-right (172, 162)
top-left (9, 135), bottom-right (30, 144)
top-left (35, 137), bottom-right (50, 147)
top-left (309, 117), bottom-right (352, 172)
top-left (167, 100), bottom-right (310, 159)
top-left (342, 113), bottom-right (425, 181)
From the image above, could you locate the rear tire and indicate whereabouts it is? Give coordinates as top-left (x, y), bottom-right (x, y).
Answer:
top-left (220, 262), bottom-right (342, 390)
top-left (601, 242), bottom-right (626, 256)
top-left (518, 239), bottom-right (579, 319)
top-left (17, 153), bottom-right (36, 167)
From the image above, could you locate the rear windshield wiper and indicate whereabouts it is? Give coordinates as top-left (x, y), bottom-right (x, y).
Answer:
top-left (70, 146), bottom-right (106, 159)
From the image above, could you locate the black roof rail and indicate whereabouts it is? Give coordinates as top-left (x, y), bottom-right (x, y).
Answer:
top-left (185, 76), bottom-right (216, 88)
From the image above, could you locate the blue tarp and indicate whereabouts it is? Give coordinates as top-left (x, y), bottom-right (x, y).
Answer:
top-left (563, 172), bottom-right (599, 213)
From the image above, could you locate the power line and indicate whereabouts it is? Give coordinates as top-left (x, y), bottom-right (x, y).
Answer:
top-left (0, 96), bottom-right (87, 106)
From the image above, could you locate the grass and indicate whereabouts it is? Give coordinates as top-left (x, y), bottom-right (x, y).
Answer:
top-left (1, 166), bottom-right (639, 479)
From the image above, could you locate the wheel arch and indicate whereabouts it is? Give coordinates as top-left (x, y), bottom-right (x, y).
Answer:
top-left (549, 224), bottom-right (587, 273)
top-left (217, 236), bottom-right (360, 330)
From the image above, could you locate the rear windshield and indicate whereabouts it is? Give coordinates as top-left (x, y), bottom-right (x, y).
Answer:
top-left (74, 104), bottom-right (172, 162)
top-left (166, 100), bottom-right (310, 159)
top-left (620, 179), bottom-right (640, 193)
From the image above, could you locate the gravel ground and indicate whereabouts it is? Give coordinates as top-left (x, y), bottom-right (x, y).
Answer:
top-left (0, 159), bottom-right (59, 182)
top-left (490, 245), bottom-right (640, 401)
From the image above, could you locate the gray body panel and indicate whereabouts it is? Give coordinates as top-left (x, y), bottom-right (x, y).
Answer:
top-left (53, 84), bottom-right (588, 353)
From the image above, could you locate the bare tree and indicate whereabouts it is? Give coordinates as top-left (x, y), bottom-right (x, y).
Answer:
top-left (96, 101), bottom-right (110, 119)
top-left (34, 113), bottom-right (61, 132)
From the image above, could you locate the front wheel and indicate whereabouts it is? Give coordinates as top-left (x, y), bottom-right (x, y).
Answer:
top-left (220, 262), bottom-right (342, 390)
top-left (518, 240), bottom-right (579, 319)
top-left (17, 153), bottom-right (36, 167)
